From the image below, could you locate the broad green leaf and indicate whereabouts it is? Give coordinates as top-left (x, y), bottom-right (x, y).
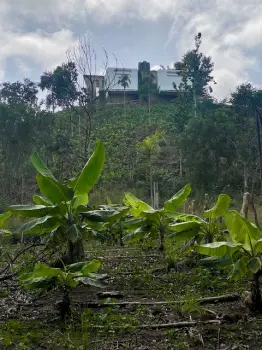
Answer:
top-left (225, 210), bottom-right (262, 252)
top-left (106, 207), bottom-right (129, 223)
top-left (0, 212), bottom-right (11, 228)
top-left (229, 256), bottom-right (248, 281)
top-left (204, 194), bottom-right (231, 219)
top-left (169, 221), bottom-right (201, 232)
top-left (196, 241), bottom-right (242, 257)
top-left (169, 229), bottom-right (198, 242)
top-left (85, 208), bottom-right (129, 224)
top-left (67, 260), bottom-right (101, 274)
top-left (67, 171), bottom-right (81, 189)
top-left (199, 256), bottom-right (232, 267)
top-left (122, 217), bottom-right (147, 230)
top-left (30, 152), bottom-right (56, 180)
top-left (254, 239), bottom-right (262, 255)
top-left (141, 209), bottom-right (163, 225)
top-left (15, 216), bottom-right (60, 234)
top-left (74, 141), bottom-right (105, 195)
top-left (37, 174), bottom-right (74, 205)
top-left (65, 224), bottom-right (82, 243)
top-left (123, 228), bottom-right (148, 243)
top-left (81, 260), bottom-right (101, 274)
top-left (248, 257), bottom-right (262, 274)
top-left (75, 277), bottom-right (104, 288)
top-left (164, 184), bottom-right (191, 212)
top-left (20, 262), bottom-right (62, 289)
top-left (33, 262), bottom-right (62, 278)
top-left (33, 195), bottom-right (52, 206)
top-left (8, 205), bottom-right (59, 218)
top-left (166, 212), bottom-right (204, 223)
top-left (21, 276), bottom-right (55, 290)
top-left (72, 194), bottom-right (89, 208)
top-left (123, 192), bottom-right (152, 217)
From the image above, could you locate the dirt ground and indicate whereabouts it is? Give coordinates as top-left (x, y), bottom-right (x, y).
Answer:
top-left (1, 243), bottom-right (262, 349)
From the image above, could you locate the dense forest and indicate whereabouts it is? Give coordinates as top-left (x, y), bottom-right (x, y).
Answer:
top-left (2, 34), bottom-right (262, 349)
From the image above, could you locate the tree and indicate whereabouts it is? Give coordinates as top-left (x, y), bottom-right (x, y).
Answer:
top-left (197, 209), bottom-right (262, 312)
top-left (230, 83), bottom-right (262, 193)
top-left (0, 79), bottom-right (39, 106)
top-left (20, 260), bottom-right (104, 320)
top-left (174, 33), bottom-right (216, 117)
top-left (123, 184), bottom-right (191, 250)
top-left (39, 62), bottom-right (78, 113)
top-left (7, 141), bottom-right (105, 264)
top-left (137, 131), bottom-right (163, 207)
top-left (118, 74), bottom-right (131, 117)
top-left (138, 71), bottom-right (158, 126)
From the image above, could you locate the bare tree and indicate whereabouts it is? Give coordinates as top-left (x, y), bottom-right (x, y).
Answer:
top-left (66, 35), bottom-right (119, 163)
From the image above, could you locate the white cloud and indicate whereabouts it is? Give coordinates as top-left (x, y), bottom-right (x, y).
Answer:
top-left (0, 29), bottom-right (77, 81)
top-left (0, 0), bottom-right (262, 100)
top-left (165, 1), bottom-right (262, 100)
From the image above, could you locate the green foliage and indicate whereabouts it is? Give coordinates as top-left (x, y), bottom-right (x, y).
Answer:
top-left (7, 141), bottom-right (105, 263)
top-left (204, 194), bottom-right (231, 219)
top-left (197, 210), bottom-right (262, 281)
top-left (20, 260), bottom-right (103, 290)
top-left (164, 184), bottom-right (191, 212)
top-left (168, 193), bottom-right (229, 246)
top-left (123, 185), bottom-right (191, 249)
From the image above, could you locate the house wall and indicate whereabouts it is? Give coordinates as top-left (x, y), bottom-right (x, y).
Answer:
top-left (157, 70), bottom-right (182, 92)
top-left (105, 68), bottom-right (138, 91)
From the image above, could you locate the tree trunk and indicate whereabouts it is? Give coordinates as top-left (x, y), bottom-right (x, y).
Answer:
top-left (250, 272), bottom-right (262, 311)
top-left (21, 169), bottom-right (24, 204)
top-left (149, 153), bottom-right (154, 207)
top-left (193, 87), bottom-right (197, 118)
top-left (256, 110), bottom-right (262, 195)
top-left (179, 150), bottom-right (183, 178)
top-left (243, 162), bottom-right (248, 192)
top-left (240, 192), bottom-right (250, 219)
top-left (68, 239), bottom-right (85, 264)
top-left (153, 182), bottom-right (159, 210)
top-left (159, 226), bottom-right (165, 251)
top-left (58, 288), bottom-right (71, 322)
top-left (124, 89), bottom-right (126, 117)
top-left (148, 88), bottom-right (151, 127)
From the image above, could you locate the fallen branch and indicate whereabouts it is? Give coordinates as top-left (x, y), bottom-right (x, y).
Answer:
top-left (76, 293), bottom-right (241, 309)
top-left (140, 319), bottom-right (221, 329)
top-left (198, 293), bottom-right (240, 305)
top-left (91, 320), bottom-right (221, 330)
top-left (97, 254), bottom-right (162, 260)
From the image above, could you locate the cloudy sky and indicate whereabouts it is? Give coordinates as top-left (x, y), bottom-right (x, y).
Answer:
top-left (1, 0), bottom-right (262, 100)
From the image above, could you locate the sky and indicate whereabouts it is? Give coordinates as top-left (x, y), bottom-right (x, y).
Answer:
top-left (1, 0), bottom-right (262, 100)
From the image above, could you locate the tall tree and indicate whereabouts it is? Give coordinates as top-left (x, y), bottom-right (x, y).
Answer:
top-left (0, 79), bottom-right (38, 106)
top-left (118, 74), bottom-right (131, 117)
top-left (174, 33), bottom-right (216, 117)
top-left (39, 62), bottom-right (78, 113)
top-left (230, 83), bottom-right (262, 193)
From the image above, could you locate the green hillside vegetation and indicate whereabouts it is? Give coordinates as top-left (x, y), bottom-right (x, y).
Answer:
top-left (1, 34), bottom-right (262, 348)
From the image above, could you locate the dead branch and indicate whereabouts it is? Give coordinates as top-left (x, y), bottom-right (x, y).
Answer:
top-left (91, 320), bottom-right (221, 330)
top-left (0, 243), bottom-right (45, 277)
top-left (80, 293), bottom-right (241, 309)
top-left (96, 254), bottom-right (162, 260)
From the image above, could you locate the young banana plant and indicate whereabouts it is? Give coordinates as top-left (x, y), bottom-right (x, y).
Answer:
top-left (168, 194), bottom-right (231, 249)
top-left (123, 184), bottom-right (192, 250)
top-left (20, 260), bottom-right (104, 320)
top-left (197, 209), bottom-right (262, 311)
top-left (5, 141), bottom-right (105, 264)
